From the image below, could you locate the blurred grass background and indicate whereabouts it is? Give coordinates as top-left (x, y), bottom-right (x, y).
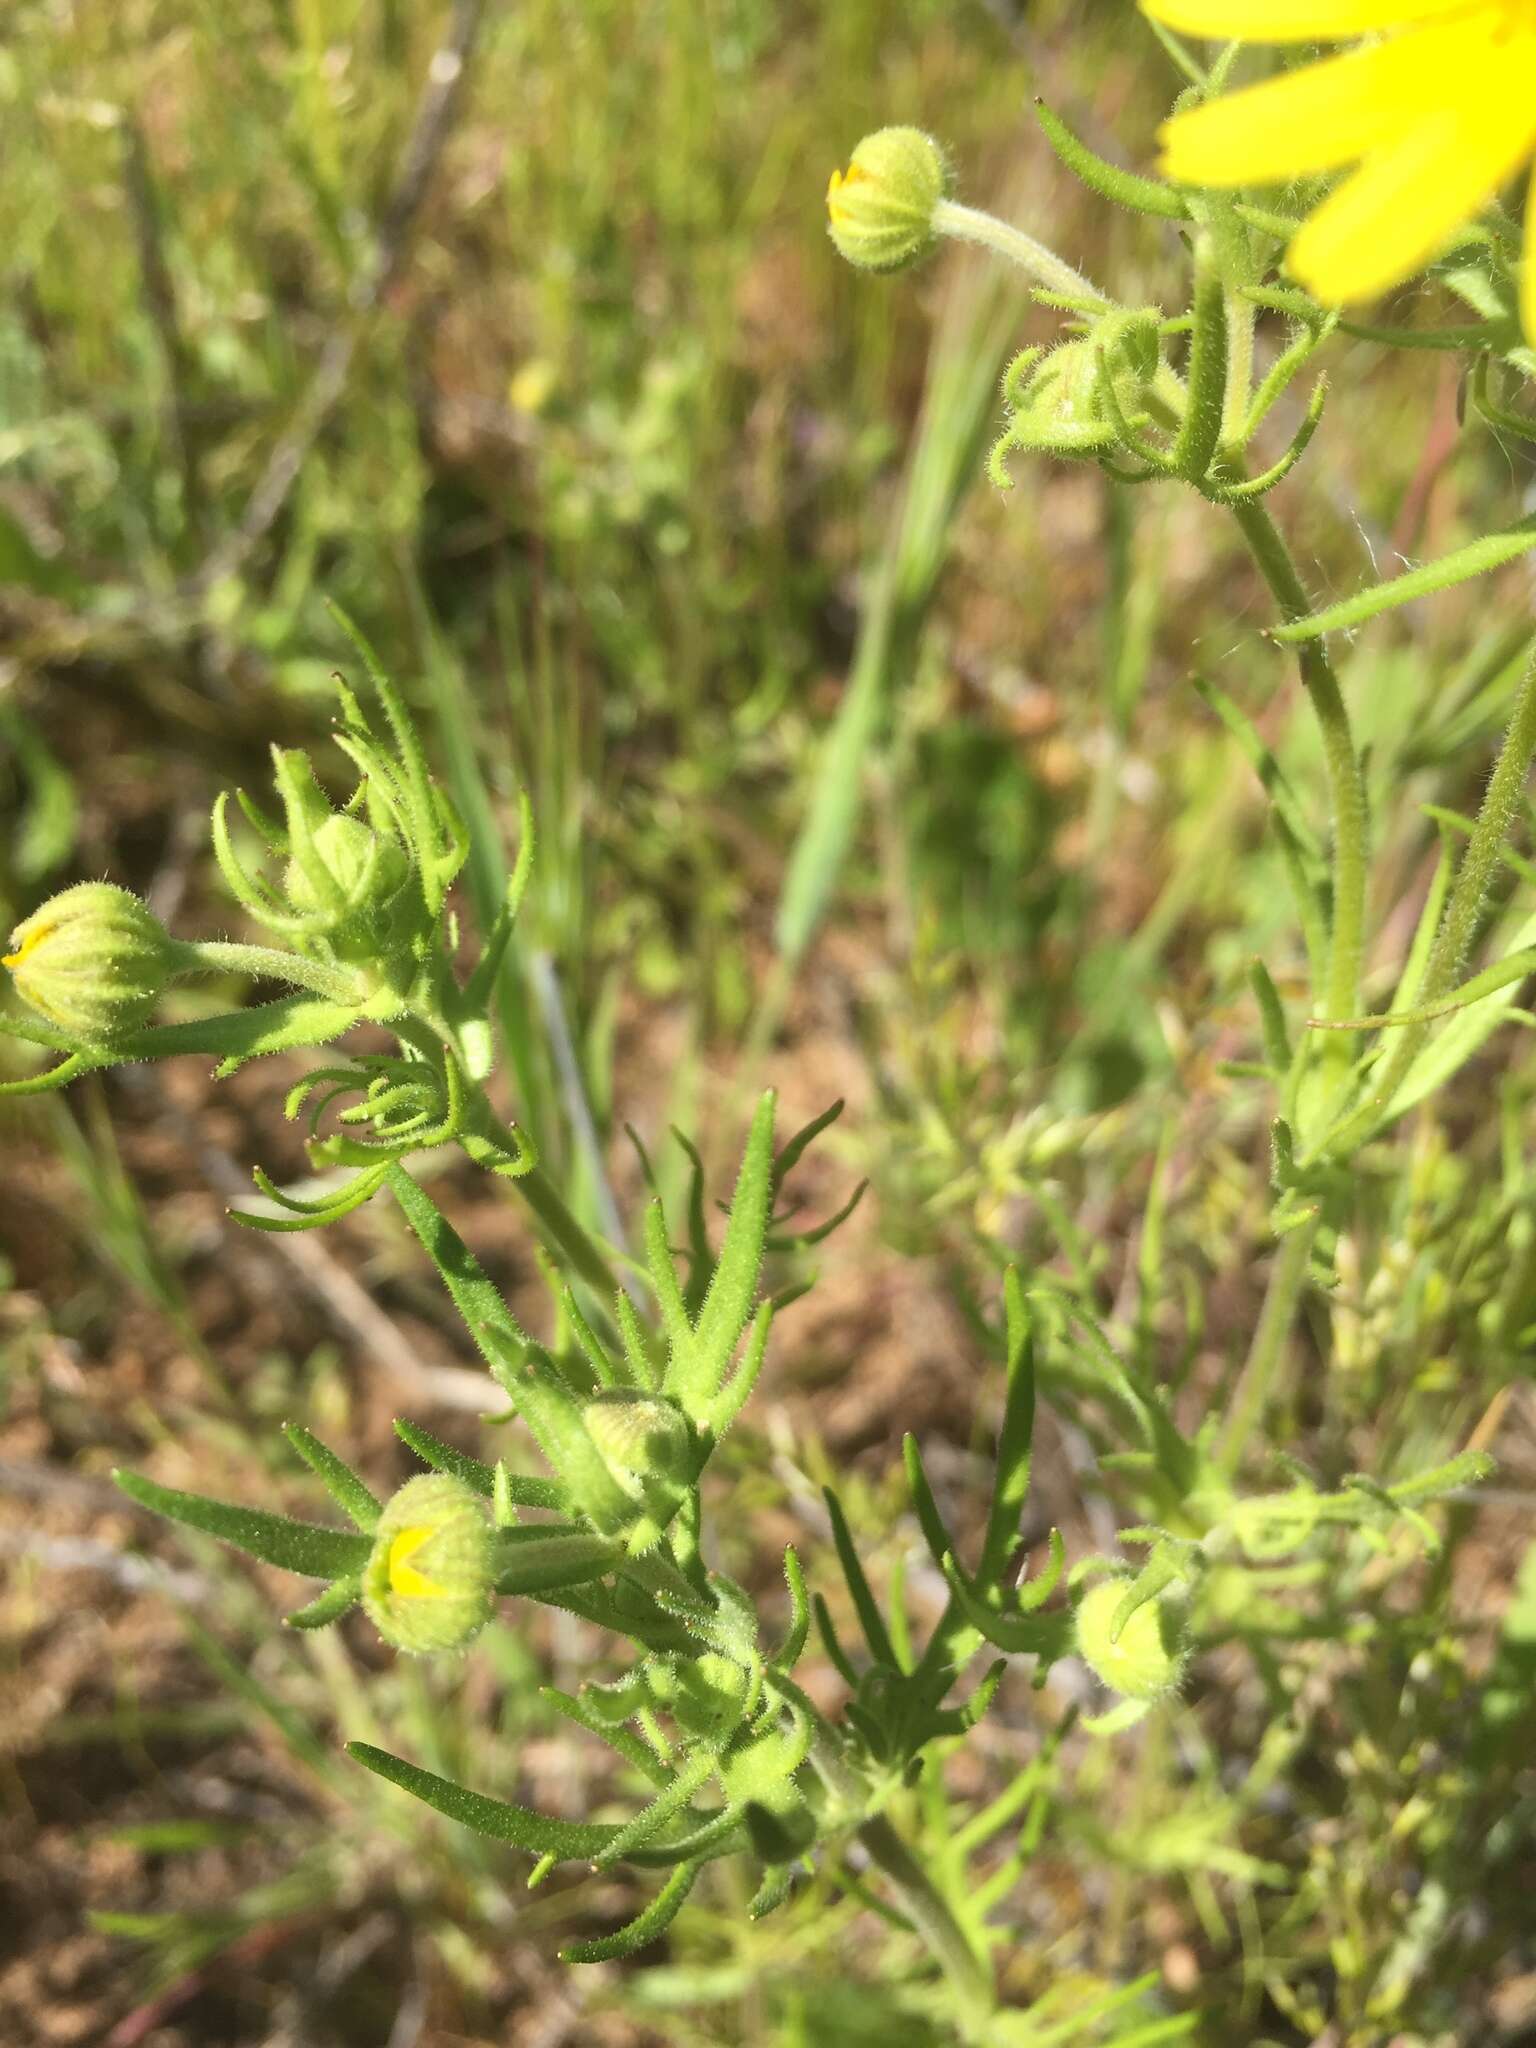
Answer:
top-left (2, 2), bottom-right (1535, 2043)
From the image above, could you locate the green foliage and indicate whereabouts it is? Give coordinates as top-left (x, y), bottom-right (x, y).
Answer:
top-left (6, 5), bottom-right (1536, 2042)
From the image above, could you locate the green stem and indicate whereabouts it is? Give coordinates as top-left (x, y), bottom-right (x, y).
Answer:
top-left (1221, 283), bottom-right (1254, 449)
top-left (400, 1030), bottom-right (622, 1306)
top-left (932, 198), bottom-right (1109, 307)
top-left (1227, 496), bottom-right (1367, 1031)
top-left (857, 1811), bottom-right (994, 2031)
top-left (174, 938), bottom-right (361, 1007)
top-left (1318, 649), bottom-right (1536, 1160)
top-left (514, 1157), bottom-right (620, 1300)
top-left (1216, 1212), bottom-right (1319, 1479)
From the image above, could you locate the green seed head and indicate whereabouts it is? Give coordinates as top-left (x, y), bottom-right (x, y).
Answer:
top-left (826, 126), bottom-right (948, 273)
top-left (362, 1473), bottom-right (495, 1655)
top-left (1075, 1579), bottom-right (1188, 1704)
top-left (3, 883), bottom-right (176, 1046)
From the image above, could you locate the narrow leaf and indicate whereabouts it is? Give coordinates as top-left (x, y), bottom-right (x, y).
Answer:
top-left (1274, 519), bottom-right (1536, 642)
top-left (614, 1285), bottom-right (662, 1391)
top-left (941, 1555), bottom-right (1074, 1661)
top-left (812, 1595), bottom-right (860, 1689)
top-left (393, 1418), bottom-right (561, 1510)
top-left (776, 1546), bottom-right (811, 1670)
top-left (493, 1531), bottom-right (617, 1598)
top-left (687, 1092), bottom-right (777, 1400)
top-left (902, 1435), bottom-right (955, 1572)
top-left (705, 1300), bottom-right (774, 1440)
top-left (644, 1199), bottom-right (698, 1378)
top-left (772, 1098), bottom-right (843, 1187)
top-left (980, 1271), bottom-right (1038, 1582)
top-left (542, 1685), bottom-right (670, 1787)
top-left (560, 1858), bottom-right (701, 1963)
top-left (1034, 99), bottom-right (1189, 219)
top-left (348, 1742), bottom-right (617, 1857)
top-left (118, 994), bottom-right (364, 1076)
top-left (282, 1422), bottom-right (381, 1532)
top-left (594, 1749), bottom-right (716, 1868)
top-left (115, 1470), bottom-right (369, 1580)
top-left (561, 1285), bottom-right (621, 1390)
top-left (286, 1575), bottom-right (362, 1629)
top-left (1191, 677), bottom-right (1323, 861)
top-left (824, 1486), bottom-right (896, 1670)
top-left (385, 1164), bottom-right (531, 1373)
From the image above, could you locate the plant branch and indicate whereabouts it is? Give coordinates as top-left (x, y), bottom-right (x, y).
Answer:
top-left (1228, 495), bottom-right (1368, 1035)
top-left (174, 939), bottom-right (361, 1007)
top-left (932, 198), bottom-right (1109, 308)
top-left (1216, 1212), bottom-right (1319, 1479)
top-left (1318, 648), bottom-right (1536, 1159)
top-left (857, 1811), bottom-right (994, 2031)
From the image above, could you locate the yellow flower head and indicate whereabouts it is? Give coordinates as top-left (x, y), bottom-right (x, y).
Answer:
top-left (1141, 0), bottom-right (1536, 340)
top-left (4, 882), bottom-right (175, 1045)
top-left (362, 1473), bottom-right (495, 1655)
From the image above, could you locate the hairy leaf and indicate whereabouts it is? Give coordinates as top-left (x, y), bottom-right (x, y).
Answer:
top-left (115, 1470), bottom-right (369, 1580)
top-left (1274, 520), bottom-right (1536, 642)
top-left (560, 1858), bottom-right (701, 1963)
top-left (348, 1742), bottom-right (617, 1857)
top-left (281, 1423), bottom-right (381, 1532)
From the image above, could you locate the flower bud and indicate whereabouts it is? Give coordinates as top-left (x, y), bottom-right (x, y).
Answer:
top-left (826, 127), bottom-right (948, 273)
top-left (675, 1651), bottom-right (750, 1737)
top-left (1075, 1579), bottom-right (1188, 1704)
top-left (583, 1392), bottom-right (693, 1494)
top-left (362, 1473), bottom-right (495, 1655)
top-left (3, 883), bottom-right (176, 1045)
top-left (284, 813), bottom-right (412, 960)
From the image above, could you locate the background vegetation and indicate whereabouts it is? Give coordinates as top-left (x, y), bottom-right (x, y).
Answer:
top-left (1, 2), bottom-right (1533, 2043)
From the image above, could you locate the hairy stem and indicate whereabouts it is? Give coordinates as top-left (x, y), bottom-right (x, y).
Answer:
top-left (1318, 648), bottom-right (1536, 1159)
top-left (932, 198), bottom-right (1109, 307)
top-left (515, 1157), bottom-right (621, 1300)
top-left (1216, 1212), bottom-right (1319, 1479)
top-left (1228, 496), bottom-right (1367, 1033)
top-left (1221, 283), bottom-right (1254, 449)
top-left (174, 938), bottom-right (361, 1007)
top-left (857, 1811), bottom-right (994, 2030)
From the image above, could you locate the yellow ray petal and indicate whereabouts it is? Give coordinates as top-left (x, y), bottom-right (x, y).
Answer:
top-left (1523, 159), bottom-right (1536, 345)
top-left (1288, 76), bottom-right (1536, 302)
top-left (1141, 0), bottom-right (1480, 40)
top-left (1158, 17), bottom-right (1494, 186)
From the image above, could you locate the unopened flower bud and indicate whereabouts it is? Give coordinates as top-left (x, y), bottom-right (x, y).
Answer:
top-left (3, 883), bottom-right (176, 1045)
top-left (826, 127), bottom-right (948, 273)
top-left (363, 1473), bottom-right (495, 1655)
top-left (1075, 1579), bottom-right (1188, 1704)
top-left (584, 1393), bottom-right (692, 1493)
top-left (285, 813), bottom-right (412, 959)
top-left (675, 1651), bottom-right (750, 1736)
